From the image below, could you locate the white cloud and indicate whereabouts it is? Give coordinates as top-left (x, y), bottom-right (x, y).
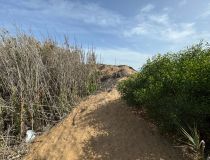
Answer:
top-left (5, 0), bottom-right (123, 27)
top-left (141, 4), bottom-right (155, 12)
top-left (123, 24), bottom-right (148, 37)
top-left (148, 14), bottom-right (169, 25)
top-left (97, 48), bottom-right (153, 70)
top-left (162, 23), bottom-right (196, 42)
top-left (123, 12), bottom-right (196, 43)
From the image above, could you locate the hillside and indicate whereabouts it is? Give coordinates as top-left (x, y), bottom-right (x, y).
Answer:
top-left (23, 65), bottom-right (183, 160)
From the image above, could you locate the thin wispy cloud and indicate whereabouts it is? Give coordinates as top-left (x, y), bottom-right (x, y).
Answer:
top-left (161, 23), bottom-right (196, 42)
top-left (148, 14), bottom-right (169, 25)
top-left (123, 24), bottom-right (148, 37)
top-left (141, 4), bottom-right (155, 12)
top-left (123, 10), bottom-right (197, 43)
top-left (1, 0), bottom-right (123, 27)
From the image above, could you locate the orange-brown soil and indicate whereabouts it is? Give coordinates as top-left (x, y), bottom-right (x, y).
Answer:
top-left (25, 85), bottom-right (183, 160)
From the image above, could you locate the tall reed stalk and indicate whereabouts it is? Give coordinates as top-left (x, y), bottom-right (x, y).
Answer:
top-left (0, 29), bottom-right (99, 147)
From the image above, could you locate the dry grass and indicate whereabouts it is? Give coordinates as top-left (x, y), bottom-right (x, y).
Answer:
top-left (0, 28), bottom-right (99, 159)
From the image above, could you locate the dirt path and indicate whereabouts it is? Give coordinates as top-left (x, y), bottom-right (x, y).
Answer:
top-left (25, 87), bottom-right (183, 160)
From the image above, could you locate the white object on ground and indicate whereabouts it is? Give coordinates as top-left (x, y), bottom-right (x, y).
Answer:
top-left (25, 130), bottom-right (36, 143)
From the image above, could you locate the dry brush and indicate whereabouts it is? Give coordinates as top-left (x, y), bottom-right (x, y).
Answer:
top-left (0, 29), bottom-right (99, 155)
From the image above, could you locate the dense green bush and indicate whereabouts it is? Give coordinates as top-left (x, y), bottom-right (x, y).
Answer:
top-left (118, 42), bottom-right (210, 135)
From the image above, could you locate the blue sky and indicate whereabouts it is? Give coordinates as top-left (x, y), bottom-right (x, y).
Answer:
top-left (0, 0), bottom-right (210, 69)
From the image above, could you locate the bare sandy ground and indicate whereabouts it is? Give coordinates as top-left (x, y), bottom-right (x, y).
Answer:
top-left (25, 87), bottom-right (183, 160)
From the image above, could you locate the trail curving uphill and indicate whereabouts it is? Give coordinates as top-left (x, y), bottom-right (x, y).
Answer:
top-left (25, 89), bottom-right (183, 160)
top-left (25, 65), bottom-right (183, 160)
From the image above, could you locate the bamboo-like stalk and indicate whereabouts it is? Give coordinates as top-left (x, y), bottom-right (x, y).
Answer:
top-left (20, 96), bottom-right (25, 139)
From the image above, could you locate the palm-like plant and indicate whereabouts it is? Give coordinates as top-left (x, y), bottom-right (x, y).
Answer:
top-left (180, 125), bottom-right (205, 160)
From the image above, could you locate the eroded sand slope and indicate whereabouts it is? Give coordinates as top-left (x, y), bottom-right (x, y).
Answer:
top-left (25, 86), bottom-right (183, 160)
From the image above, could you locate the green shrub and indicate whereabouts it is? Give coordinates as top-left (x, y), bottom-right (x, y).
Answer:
top-left (118, 42), bottom-right (210, 134)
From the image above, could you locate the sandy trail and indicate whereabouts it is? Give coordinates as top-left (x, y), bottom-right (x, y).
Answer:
top-left (25, 87), bottom-right (183, 160)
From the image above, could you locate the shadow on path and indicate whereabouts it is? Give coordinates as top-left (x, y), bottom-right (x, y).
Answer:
top-left (79, 99), bottom-right (182, 160)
